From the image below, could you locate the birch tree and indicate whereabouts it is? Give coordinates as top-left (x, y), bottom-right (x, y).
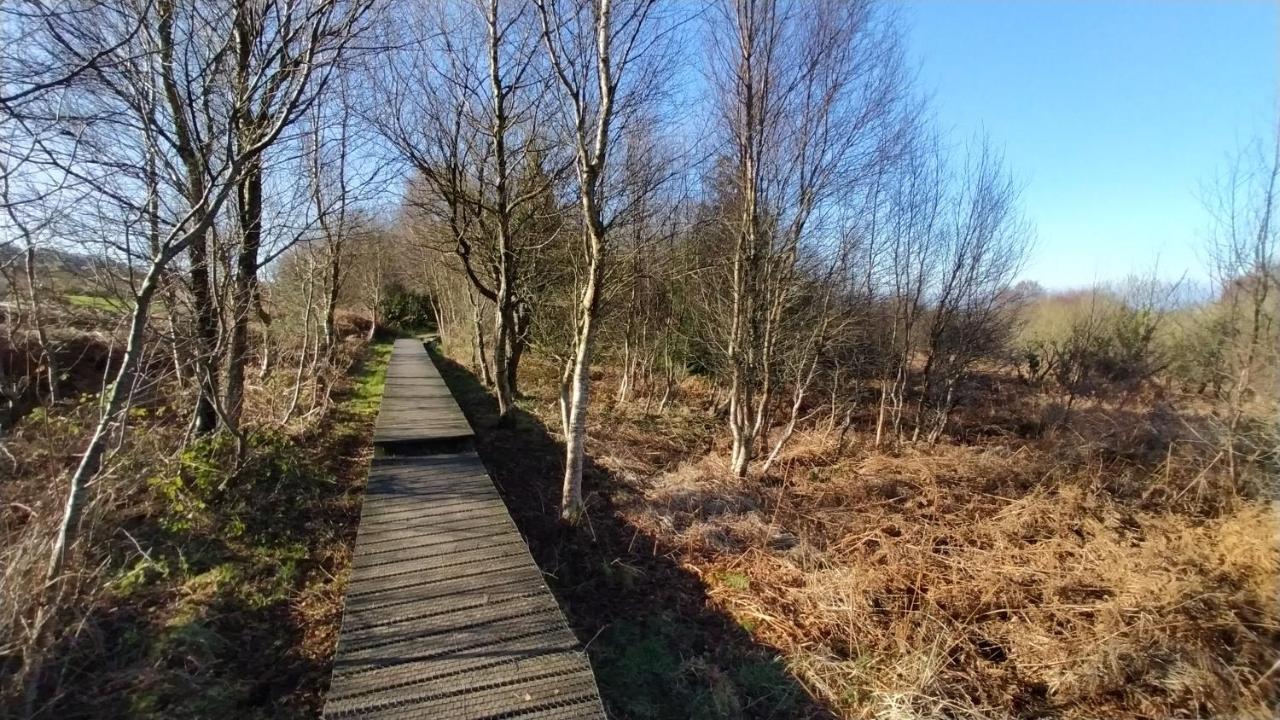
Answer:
top-left (534, 0), bottom-right (669, 521)
top-left (372, 0), bottom-right (557, 424)
top-left (709, 0), bottom-right (909, 478)
top-left (40, 0), bottom-right (375, 582)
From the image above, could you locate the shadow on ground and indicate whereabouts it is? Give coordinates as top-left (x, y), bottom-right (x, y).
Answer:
top-left (428, 346), bottom-right (836, 720)
top-left (19, 347), bottom-right (382, 719)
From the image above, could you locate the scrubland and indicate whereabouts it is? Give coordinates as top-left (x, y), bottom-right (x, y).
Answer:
top-left (441, 349), bottom-right (1278, 720)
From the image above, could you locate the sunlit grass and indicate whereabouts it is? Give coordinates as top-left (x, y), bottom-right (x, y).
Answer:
top-left (64, 293), bottom-right (128, 311)
top-left (348, 340), bottom-right (392, 418)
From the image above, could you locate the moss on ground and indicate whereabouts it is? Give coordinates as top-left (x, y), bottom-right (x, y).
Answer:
top-left (347, 341), bottom-right (392, 419)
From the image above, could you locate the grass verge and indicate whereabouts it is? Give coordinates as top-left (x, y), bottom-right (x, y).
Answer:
top-left (63, 293), bottom-right (129, 312)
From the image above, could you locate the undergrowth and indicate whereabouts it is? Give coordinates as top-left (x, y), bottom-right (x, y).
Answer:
top-left (2, 340), bottom-right (390, 718)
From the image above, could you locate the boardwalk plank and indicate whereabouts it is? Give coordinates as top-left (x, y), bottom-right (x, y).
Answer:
top-left (371, 347), bottom-right (473, 445)
top-left (325, 343), bottom-right (604, 719)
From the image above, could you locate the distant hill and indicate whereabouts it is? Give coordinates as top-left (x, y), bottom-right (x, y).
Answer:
top-left (0, 245), bottom-right (134, 299)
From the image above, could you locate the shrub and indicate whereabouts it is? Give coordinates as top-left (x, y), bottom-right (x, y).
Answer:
top-left (149, 430), bottom-right (331, 543)
top-left (378, 283), bottom-right (435, 332)
top-left (1018, 290), bottom-right (1167, 402)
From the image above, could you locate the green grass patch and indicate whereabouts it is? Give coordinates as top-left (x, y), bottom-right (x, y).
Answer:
top-left (31, 339), bottom-right (395, 718)
top-left (101, 427), bottom-right (342, 717)
top-left (111, 556), bottom-right (172, 598)
top-left (348, 340), bottom-right (392, 418)
top-left (592, 613), bottom-right (801, 719)
top-left (713, 570), bottom-right (751, 591)
top-left (65, 293), bottom-right (128, 311)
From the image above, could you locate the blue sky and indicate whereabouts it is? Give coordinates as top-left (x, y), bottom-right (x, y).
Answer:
top-left (903, 0), bottom-right (1278, 290)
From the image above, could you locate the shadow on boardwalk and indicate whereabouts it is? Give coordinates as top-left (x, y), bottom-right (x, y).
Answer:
top-left (429, 347), bottom-right (837, 720)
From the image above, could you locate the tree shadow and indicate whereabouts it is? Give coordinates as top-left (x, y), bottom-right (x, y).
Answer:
top-left (18, 352), bottom-right (381, 719)
top-left (428, 347), bottom-right (837, 720)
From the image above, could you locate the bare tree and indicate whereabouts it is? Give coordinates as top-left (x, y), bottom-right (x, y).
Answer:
top-left (0, 1), bottom-right (142, 110)
top-left (41, 0), bottom-right (375, 582)
top-left (0, 162), bottom-right (62, 404)
top-left (913, 138), bottom-right (1029, 443)
top-left (285, 76), bottom-right (388, 411)
top-left (371, 0), bottom-right (559, 424)
top-left (1203, 121), bottom-right (1280, 481)
top-left (0, 1), bottom-right (145, 410)
top-left (707, 0), bottom-right (909, 478)
top-left (534, 0), bottom-right (669, 521)
top-left (869, 133), bottom-right (944, 446)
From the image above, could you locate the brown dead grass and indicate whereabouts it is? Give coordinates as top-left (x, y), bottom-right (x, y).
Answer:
top-left (666, 442), bottom-right (1278, 719)
top-left (509, 355), bottom-right (1280, 719)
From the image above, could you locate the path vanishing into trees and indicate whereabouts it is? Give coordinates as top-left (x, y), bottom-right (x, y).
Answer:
top-left (324, 339), bottom-right (605, 719)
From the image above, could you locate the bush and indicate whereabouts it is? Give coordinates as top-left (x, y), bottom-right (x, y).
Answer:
top-left (1165, 307), bottom-right (1232, 394)
top-left (149, 430), bottom-right (331, 542)
top-left (378, 284), bottom-right (435, 332)
top-left (1018, 291), bottom-right (1166, 400)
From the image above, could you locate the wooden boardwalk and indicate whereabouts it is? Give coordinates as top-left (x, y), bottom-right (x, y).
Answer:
top-left (324, 339), bottom-right (606, 719)
top-left (372, 339), bottom-right (473, 445)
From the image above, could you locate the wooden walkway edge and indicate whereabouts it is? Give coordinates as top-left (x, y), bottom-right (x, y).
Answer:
top-left (324, 339), bottom-right (606, 719)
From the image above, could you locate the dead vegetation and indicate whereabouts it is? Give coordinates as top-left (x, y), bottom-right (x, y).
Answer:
top-left (499, 355), bottom-right (1280, 720)
top-left (3, 0), bottom-right (1276, 716)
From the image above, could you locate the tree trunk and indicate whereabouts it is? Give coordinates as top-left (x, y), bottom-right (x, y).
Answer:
top-left (760, 397), bottom-right (800, 476)
top-left (560, 282), bottom-right (599, 524)
top-left (23, 241), bottom-right (59, 403)
top-left (615, 335), bottom-right (632, 405)
top-left (188, 239), bottom-right (220, 434)
top-left (836, 406), bottom-right (855, 450)
top-left (493, 297), bottom-right (515, 422)
top-left (224, 157), bottom-right (263, 432)
top-left (506, 329), bottom-right (524, 399)
top-left (657, 346), bottom-right (675, 413)
top-left (507, 302), bottom-right (529, 397)
top-left (323, 253), bottom-right (340, 360)
top-left (49, 259), bottom-right (164, 580)
top-left (282, 270), bottom-right (315, 424)
top-left (560, 200), bottom-right (607, 523)
top-left (728, 345), bottom-right (754, 478)
top-left (874, 379), bottom-right (889, 447)
top-left (159, 0), bottom-right (219, 434)
top-left (466, 286), bottom-right (494, 385)
top-left (258, 326), bottom-right (274, 380)
top-left (368, 281), bottom-right (382, 341)
top-left (926, 377), bottom-right (958, 444)
top-left (159, 272), bottom-right (191, 389)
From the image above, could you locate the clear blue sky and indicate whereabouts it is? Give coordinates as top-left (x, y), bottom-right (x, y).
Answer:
top-left (903, 0), bottom-right (1278, 290)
